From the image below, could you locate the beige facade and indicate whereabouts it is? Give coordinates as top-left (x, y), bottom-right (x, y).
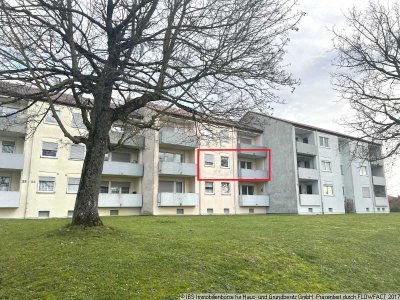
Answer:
top-left (0, 100), bottom-right (390, 218)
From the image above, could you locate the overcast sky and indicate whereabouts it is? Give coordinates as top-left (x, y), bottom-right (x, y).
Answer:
top-left (273, 0), bottom-right (400, 195)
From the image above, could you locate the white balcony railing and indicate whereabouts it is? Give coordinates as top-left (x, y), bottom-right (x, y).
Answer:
top-left (0, 153), bottom-right (24, 170)
top-left (0, 191), bottom-right (20, 207)
top-left (299, 194), bottom-right (321, 206)
top-left (296, 142), bottom-right (317, 156)
top-left (239, 195), bottom-right (269, 207)
top-left (98, 193), bottom-right (143, 207)
top-left (102, 161), bottom-right (143, 177)
top-left (158, 192), bottom-right (199, 206)
top-left (159, 161), bottom-right (196, 176)
top-left (298, 168), bottom-right (319, 180)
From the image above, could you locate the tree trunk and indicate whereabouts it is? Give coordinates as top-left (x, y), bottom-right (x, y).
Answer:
top-left (72, 106), bottom-right (112, 226)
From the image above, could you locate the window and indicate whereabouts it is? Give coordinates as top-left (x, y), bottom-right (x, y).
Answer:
top-left (340, 165), bottom-right (344, 175)
top-left (38, 176), bottom-right (56, 192)
top-left (71, 112), bottom-right (85, 128)
top-left (366, 207), bottom-right (370, 212)
top-left (321, 160), bottom-right (332, 172)
top-left (308, 208), bottom-right (313, 213)
top-left (239, 137), bottom-right (252, 145)
top-left (220, 156), bottom-right (229, 168)
top-left (224, 208), bottom-right (230, 214)
top-left (70, 144), bottom-right (85, 160)
top-left (319, 136), bottom-right (329, 148)
top-left (0, 106), bottom-right (17, 116)
top-left (382, 207), bottom-right (386, 212)
top-left (99, 181), bottom-right (109, 193)
top-left (67, 178), bottom-right (80, 193)
top-left (159, 152), bottom-right (183, 163)
top-left (177, 208), bottom-right (184, 215)
top-left (221, 182), bottom-right (231, 195)
top-left (302, 137), bottom-right (309, 144)
top-left (328, 208), bottom-right (333, 213)
top-left (359, 166), bottom-right (367, 176)
top-left (207, 208), bottom-right (213, 214)
top-left (377, 208), bottom-right (381, 212)
top-left (362, 186), bottom-right (371, 198)
top-left (374, 185), bottom-right (386, 197)
top-left (240, 185), bottom-right (254, 195)
top-left (67, 210), bottom-right (74, 218)
top-left (240, 161), bottom-right (252, 169)
top-left (1, 141), bottom-right (15, 153)
top-left (204, 154), bottom-right (214, 167)
top-left (205, 182), bottom-right (214, 194)
top-left (44, 110), bottom-right (60, 124)
top-left (249, 208), bottom-right (254, 214)
top-left (111, 152), bottom-right (130, 163)
top-left (306, 185), bottom-right (313, 195)
top-left (0, 176), bottom-right (11, 191)
top-left (110, 210), bottom-right (119, 216)
top-left (323, 185), bottom-right (334, 196)
top-left (304, 161), bottom-right (311, 169)
top-left (159, 181), bottom-right (183, 193)
top-left (42, 142), bottom-right (58, 158)
top-left (38, 211), bottom-right (50, 218)
top-left (111, 182), bottom-right (130, 194)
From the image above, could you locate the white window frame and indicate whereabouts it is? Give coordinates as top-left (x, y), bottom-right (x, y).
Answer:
top-left (220, 155), bottom-right (230, 168)
top-left (41, 141), bottom-right (58, 158)
top-left (359, 166), bottom-right (368, 176)
top-left (67, 178), bottom-right (80, 194)
top-left (321, 160), bottom-right (332, 172)
top-left (240, 161), bottom-right (253, 170)
top-left (205, 182), bottom-right (214, 194)
top-left (44, 110), bottom-right (60, 125)
top-left (323, 184), bottom-right (334, 196)
top-left (362, 186), bottom-right (371, 198)
top-left (37, 176), bottom-right (56, 193)
top-left (204, 154), bottom-right (214, 167)
top-left (221, 182), bottom-right (231, 195)
top-left (319, 136), bottom-right (330, 148)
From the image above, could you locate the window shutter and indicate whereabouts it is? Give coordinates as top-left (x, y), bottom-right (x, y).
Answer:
top-left (70, 145), bottom-right (85, 160)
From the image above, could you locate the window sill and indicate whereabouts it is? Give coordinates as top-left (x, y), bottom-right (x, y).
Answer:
top-left (41, 155), bottom-right (58, 159)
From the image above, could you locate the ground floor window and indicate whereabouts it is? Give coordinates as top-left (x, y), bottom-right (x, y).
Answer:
top-left (159, 181), bottom-right (183, 193)
top-left (38, 177), bottom-right (55, 192)
top-left (240, 185), bottom-right (254, 195)
top-left (0, 176), bottom-right (11, 191)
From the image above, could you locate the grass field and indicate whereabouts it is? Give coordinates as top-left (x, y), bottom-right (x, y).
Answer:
top-left (1, 214), bottom-right (400, 299)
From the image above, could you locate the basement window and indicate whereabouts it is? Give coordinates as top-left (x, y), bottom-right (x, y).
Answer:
top-left (38, 211), bottom-right (50, 218)
top-left (328, 208), bottom-right (333, 213)
top-left (366, 207), bottom-right (370, 212)
top-left (110, 210), bottom-right (119, 216)
top-left (176, 208), bottom-right (184, 215)
top-left (67, 210), bottom-right (74, 218)
top-left (377, 208), bottom-right (381, 212)
top-left (308, 208), bottom-right (313, 213)
top-left (382, 208), bottom-right (386, 212)
top-left (224, 208), bottom-right (230, 214)
top-left (249, 208), bottom-right (254, 214)
top-left (207, 208), bottom-right (213, 214)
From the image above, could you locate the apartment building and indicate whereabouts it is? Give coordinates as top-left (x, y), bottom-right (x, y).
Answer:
top-left (0, 96), bottom-right (390, 218)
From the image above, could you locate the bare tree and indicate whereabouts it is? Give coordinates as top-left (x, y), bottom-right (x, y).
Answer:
top-left (332, 1), bottom-right (400, 161)
top-left (0, 0), bottom-right (302, 226)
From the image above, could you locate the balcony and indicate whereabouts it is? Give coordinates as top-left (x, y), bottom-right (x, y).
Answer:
top-left (299, 194), bottom-right (321, 206)
top-left (159, 131), bottom-right (198, 149)
top-left (375, 196), bottom-right (388, 207)
top-left (159, 161), bottom-right (196, 177)
top-left (239, 195), bottom-right (269, 207)
top-left (237, 143), bottom-right (268, 158)
top-left (239, 168), bottom-right (268, 180)
top-left (0, 153), bottom-right (24, 170)
top-left (109, 132), bottom-right (145, 149)
top-left (0, 191), bottom-right (20, 208)
top-left (298, 168), bottom-right (319, 180)
top-left (158, 192), bottom-right (199, 206)
top-left (98, 193), bottom-right (143, 207)
top-left (0, 116), bottom-right (27, 136)
top-left (102, 161), bottom-right (143, 177)
top-left (296, 142), bottom-right (317, 156)
top-left (372, 176), bottom-right (386, 186)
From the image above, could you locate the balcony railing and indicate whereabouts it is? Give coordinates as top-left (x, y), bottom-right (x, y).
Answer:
top-left (375, 196), bottom-right (388, 207)
top-left (298, 167), bottom-right (319, 180)
top-left (109, 132), bottom-right (145, 149)
top-left (296, 142), bottom-right (317, 156)
top-left (237, 143), bottom-right (268, 158)
top-left (102, 161), bottom-right (143, 176)
top-left (158, 192), bottom-right (199, 206)
top-left (98, 193), bottom-right (143, 207)
top-left (159, 131), bottom-right (198, 149)
top-left (372, 176), bottom-right (386, 186)
top-left (239, 195), bottom-right (269, 207)
top-left (238, 168), bottom-right (268, 180)
top-left (0, 116), bottom-right (27, 136)
top-left (159, 161), bottom-right (196, 177)
top-left (0, 153), bottom-right (24, 170)
top-left (299, 194), bottom-right (321, 206)
top-left (0, 191), bottom-right (20, 208)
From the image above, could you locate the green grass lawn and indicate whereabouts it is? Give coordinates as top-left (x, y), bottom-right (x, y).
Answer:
top-left (1, 214), bottom-right (400, 299)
